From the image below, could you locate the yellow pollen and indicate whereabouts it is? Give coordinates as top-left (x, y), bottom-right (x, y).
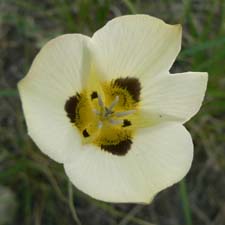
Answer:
top-left (65, 78), bottom-right (141, 155)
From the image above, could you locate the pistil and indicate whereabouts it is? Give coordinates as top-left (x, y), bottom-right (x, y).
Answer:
top-left (93, 94), bottom-right (135, 128)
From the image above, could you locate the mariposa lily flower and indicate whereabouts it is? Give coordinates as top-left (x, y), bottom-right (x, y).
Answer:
top-left (18, 15), bottom-right (208, 203)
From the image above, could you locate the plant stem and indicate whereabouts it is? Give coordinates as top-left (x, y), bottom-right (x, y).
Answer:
top-left (179, 179), bottom-right (192, 225)
top-left (68, 181), bottom-right (82, 225)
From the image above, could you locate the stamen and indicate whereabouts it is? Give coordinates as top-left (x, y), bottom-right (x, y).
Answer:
top-left (98, 121), bottom-right (103, 129)
top-left (93, 91), bottom-right (135, 130)
top-left (104, 108), bottom-right (112, 117)
top-left (97, 93), bottom-right (104, 108)
top-left (93, 109), bottom-right (100, 115)
top-left (108, 95), bottom-right (119, 111)
top-left (109, 119), bottom-right (123, 125)
top-left (114, 110), bottom-right (136, 117)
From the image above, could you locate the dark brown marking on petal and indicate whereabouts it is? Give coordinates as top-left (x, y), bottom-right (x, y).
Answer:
top-left (91, 91), bottom-right (98, 99)
top-left (82, 129), bottom-right (90, 137)
top-left (114, 77), bottom-right (141, 102)
top-left (122, 119), bottom-right (132, 127)
top-left (101, 139), bottom-right (132, 156)
top-left (64, 94), bottom-right (80, 123)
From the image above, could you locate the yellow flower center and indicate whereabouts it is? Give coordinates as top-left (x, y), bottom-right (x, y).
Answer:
top-left (65, 77), bottom-right (141, 155)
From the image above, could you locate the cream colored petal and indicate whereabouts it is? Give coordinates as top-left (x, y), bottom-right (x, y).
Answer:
top-left (141, 72), bottom-right (208, 123)
top-left (91, 15), bottom-right (181, 80)
top-left (18, 34), bottom-right (91, 163)
top-left (64, 123), bottom-right (193, 203)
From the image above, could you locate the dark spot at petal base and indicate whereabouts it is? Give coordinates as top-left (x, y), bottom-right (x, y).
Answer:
top-left (91, 91), bottom-right (98, 99)
top-left (82, 129), bottom-right (90, 137)
top-left (64, 94), bottom-right (80, 123)
top-left (122, 119), bottom-right (132, 127)
top-left (101, 139), bottom-right (132, 156)
top-left (114, 77), bottom-right (141, 102)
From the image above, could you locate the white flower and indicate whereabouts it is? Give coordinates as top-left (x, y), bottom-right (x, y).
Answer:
top-left (18, 15), bottom-right (208, 203)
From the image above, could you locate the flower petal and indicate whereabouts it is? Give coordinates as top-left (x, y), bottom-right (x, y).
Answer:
top-left (141, 72), bottom-right (208, 123)
top-left (64, 123), bottom-right (193, 203)
top-left (18, 34), bottom-right (91, 163)
top-left (91, 15), bottom-right (181, 80)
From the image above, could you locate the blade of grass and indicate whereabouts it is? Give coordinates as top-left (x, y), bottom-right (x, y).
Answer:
top-left (0, 89), bottom-right (18, 97)
top-left (122, 0), bottom-right (137, 14)
top-left (0, 159), bottom-right (28, 182)
top-left (219, 0), bottom-right (225, 35)
top-left (179, 36), bottom-right (225, 58)
top-left (53, 0), bottom-right (76, 32)
top-left (181, 0), bottom-right (191, 23)
top-left (201, 1), bottom-right (216, 40)
top-left (179, 179), bottom-right (192, 225)
top-left (92, 201), bottom-right (154, 225)
top-left (196, 48), bottom-right (225, 70)
top-left (118, 205), bottom-right (144, 225)
top-left (181, 0), bottom-right (199, 38)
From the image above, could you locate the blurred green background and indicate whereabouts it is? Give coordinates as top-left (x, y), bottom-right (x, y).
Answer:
top-left (0, 0), bottom-right (225, 225)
